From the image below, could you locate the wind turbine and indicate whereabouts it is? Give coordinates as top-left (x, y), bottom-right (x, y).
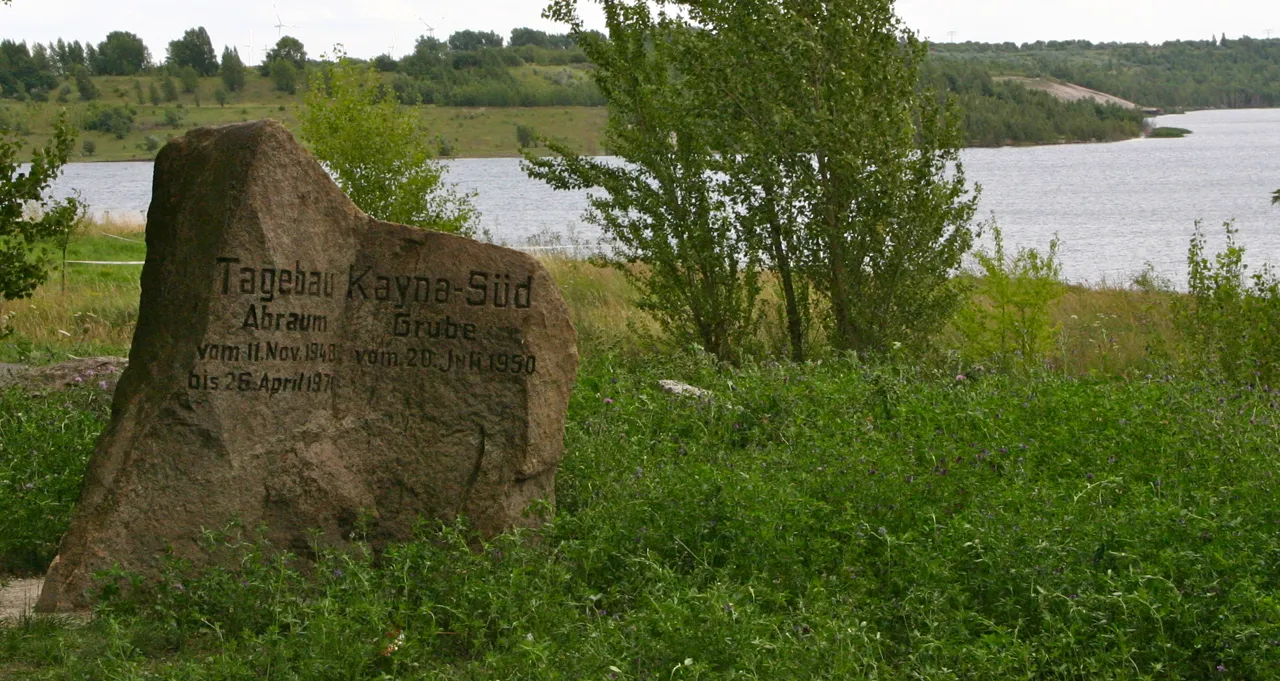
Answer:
top-left (273, 4), bottom-right (297, 38)
top-left (419, 13), bottom-right (447, 38)
top-left (243, 28), bottom-right (256, 66)
top-left (417, 15), bottom-right (436, 38)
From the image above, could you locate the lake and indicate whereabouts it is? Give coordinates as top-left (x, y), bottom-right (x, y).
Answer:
top-left (46, 108), bottom-right (1280, 286)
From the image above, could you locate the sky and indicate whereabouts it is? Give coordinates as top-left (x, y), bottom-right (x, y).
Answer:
top-left (2, 0), bottom-right (1278, 65)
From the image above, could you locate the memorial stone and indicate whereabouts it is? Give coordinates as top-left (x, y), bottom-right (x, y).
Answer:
top-left (37, 120), bottom-right (578, 612)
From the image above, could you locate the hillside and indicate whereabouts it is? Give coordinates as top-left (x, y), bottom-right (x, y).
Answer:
top-left (931, 37), bottom-right (1280, 110)
top-left (993, 77), bottom-right (1149, 111)
top-left (0, 72), bottom-right (608, 162)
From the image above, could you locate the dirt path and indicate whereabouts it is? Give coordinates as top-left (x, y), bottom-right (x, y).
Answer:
top-left (0, 579), bottom-right (42, 623)
top-left (994, 76), bottom-right (1145, 110)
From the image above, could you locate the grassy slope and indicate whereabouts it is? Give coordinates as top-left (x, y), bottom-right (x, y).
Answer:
top-left (1, 71), bottom-right (608, 162)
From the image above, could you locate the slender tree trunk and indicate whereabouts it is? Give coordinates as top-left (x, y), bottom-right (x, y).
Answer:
top-left (763, 182), bottom-right (804, 362)
top-left (817, 152), bottom-right (856, 351)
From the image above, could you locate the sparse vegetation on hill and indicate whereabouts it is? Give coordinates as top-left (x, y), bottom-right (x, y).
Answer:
top-left (7, 29), bottom-right (1279, 159)
top-left (931, 36), bottom-right (1280, 110)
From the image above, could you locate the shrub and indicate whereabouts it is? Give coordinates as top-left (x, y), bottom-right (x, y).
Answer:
top-left (515, 123), bottom-right (537, 148)
top-left (954, 225), bottom-right (1066, 372)
top-left (163, 107), bottom-right (185, 128)
top-left (83, 104), bottom-right (135, 139)
top-left (270, 58), bottom-right (298, 94)
top-left (300, 54), bottom-right (476, 233)
top-left (1175, 221), bottom-right (1280, 385)
top-left (81, 139), bottom-right (95, 156)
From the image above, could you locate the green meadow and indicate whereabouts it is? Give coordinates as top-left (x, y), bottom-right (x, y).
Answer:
top-left (3, 222), bottom-right (1280, 679)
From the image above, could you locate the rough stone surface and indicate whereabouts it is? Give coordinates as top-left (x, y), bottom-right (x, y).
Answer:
top-left (19, 357), bottom-right (128, 394)
top-left (0, 364), bottom-right (26, 390)
top-left (38, 120), bottom-right (578, 612)
top-left (658, 380), bottom-right (713, 400)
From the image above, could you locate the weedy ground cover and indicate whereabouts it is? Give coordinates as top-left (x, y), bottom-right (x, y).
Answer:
top-left (0, 387), bottom-right (109, 576)
top-left (4, 354), bottom-right (1280, 679)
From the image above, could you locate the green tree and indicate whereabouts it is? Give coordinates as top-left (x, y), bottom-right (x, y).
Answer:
top-left (167, 27), bottom-right (218, 76)
top-left (95, 31), bottom-right (150, 75)
top-left (510, 28), bottom-right (552, 48)
top-left (214, 87), bottom-right (228, 106)
top-left (162, 75), bottom-right (179, 102)
top-left (132, 78), bottom-right (144, 104)
top-left (447, 30), bottom-right (504, 51)
top-left (269, 58), bottom-right (298, 94)
top-left (690, 0), bottom-right (978, 354)
top-left (0, 113), bottom-right (84, 300)
top-left (526, 1), bottom-right (760, 363)
top-left (72, 65), bottom-right (98, 100)
top-left (148, 80), bottom-right (161, 105)
top-left (220, 46), bottom-right (246, 91)
top-left (179, 64), bottom-right (199, 93)
top-left (515, 124), bottom-right (537, 148)
top-left (261, 36), bottom-right (306, 75)
top-left (299, 53), bottom-right (475, 233)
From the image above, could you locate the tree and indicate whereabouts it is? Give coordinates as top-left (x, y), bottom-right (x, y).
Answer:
top-left (220, 46), bottom-right (246, 92)
top-left (447, 30), bottom-right (504, 51)
top-left (214, 87), bottom-right (228, 106)
top-left (95, 31), bottom-right (150, 75)
top-left (0, 40), bottom-right (57, 97)
top-left (1, 113), bottom-right (84, 300)
top-left (299, 53), bottom-right (476, 234)
top-left (167, 27), bottom-right (218, 76)
top-left (261, 36), bottom-right (306, 75)
top-left (1273, 189), bottom-right (1279, 205)
top-left (372, 54), bottom-right (398, 72)
top-left (269, 58), bottom-right (298, 94)
top-left (515, 124), bottom-right (537, 148)
top-left (179, 64), bottom-right (199, 93)
top-left (510, 28), bottom-right (551, 48)
top-left (687, 0), bottom-right (978, 354)
top-left (162, 75), bottom-right (179, 102)
top-left (148, 80), bottom-right (161, 105)
top-left (73, 65), bottom-right (98, 100)
top-left (525, 2), bottom-right (760, 363)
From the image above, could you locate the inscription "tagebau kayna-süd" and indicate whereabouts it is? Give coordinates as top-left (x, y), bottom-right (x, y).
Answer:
top-left (216, 257), bottom-right (537, 311)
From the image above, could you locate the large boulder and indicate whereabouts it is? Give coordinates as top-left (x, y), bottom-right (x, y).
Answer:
top-left (38, 120), bottom-right (579, 612)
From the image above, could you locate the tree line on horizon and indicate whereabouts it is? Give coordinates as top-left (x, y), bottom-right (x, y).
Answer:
top-left (3, 24), bottom-right (1279, 147)
top-left (931, 36), bottom-right (1280, 109)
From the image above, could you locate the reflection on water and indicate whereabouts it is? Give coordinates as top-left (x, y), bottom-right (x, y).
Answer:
top-left (47, 108), bottom-right (1280, 285)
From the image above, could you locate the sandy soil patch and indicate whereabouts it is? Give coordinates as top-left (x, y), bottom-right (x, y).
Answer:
top-left (0, 579), bottom-right (43, 623)
top-left (994, 76), bottom-right (1143, 110)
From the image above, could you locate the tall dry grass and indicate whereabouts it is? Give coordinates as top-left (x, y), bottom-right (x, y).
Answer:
top-left (2, 219), bottom-right (1193, 373)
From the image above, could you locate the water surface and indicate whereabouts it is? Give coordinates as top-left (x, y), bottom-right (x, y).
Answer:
top-left (48, 108), bottom-right (1280, 285)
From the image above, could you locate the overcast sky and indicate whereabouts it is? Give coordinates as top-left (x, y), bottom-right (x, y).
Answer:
top-left (3, 0), bottom-right (1278, 65)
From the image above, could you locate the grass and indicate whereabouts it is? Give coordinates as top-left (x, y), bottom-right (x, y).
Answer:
top-left (0, 387), bottom-right (110, 576)
top-left (5, 224), bottom-right (1279, 678)
top-left (1149, 127), bottom-right (1193, 138)
top-left (1, 72), bottom-right (607, 162)
top-left (4, 355), bottom-right (1280, 678)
